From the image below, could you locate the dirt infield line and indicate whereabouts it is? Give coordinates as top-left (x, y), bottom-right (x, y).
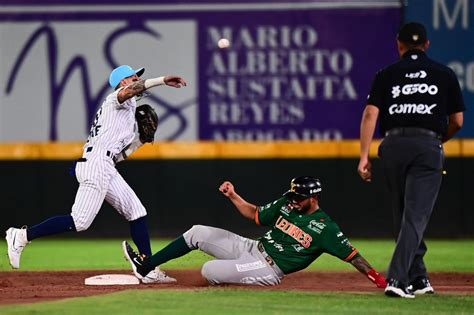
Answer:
top-left (0, 270), bottom-right (472, 305)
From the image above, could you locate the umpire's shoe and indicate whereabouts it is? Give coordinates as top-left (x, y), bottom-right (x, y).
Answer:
top-left (385, 279), bottom-right (415, 298)
top-left (5, 227), bottom-right (29, 269)
top-left (409, 277), bottom-right (435, 295)
top-left (122, 241), bottom-right (176, 284)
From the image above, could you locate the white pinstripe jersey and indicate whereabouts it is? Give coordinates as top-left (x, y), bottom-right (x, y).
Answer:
top-left (85, 89), bottom-right (138, 155)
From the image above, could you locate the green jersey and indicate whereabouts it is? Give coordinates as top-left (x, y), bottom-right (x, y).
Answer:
top-left (256, 196), bottom-right (358, 275)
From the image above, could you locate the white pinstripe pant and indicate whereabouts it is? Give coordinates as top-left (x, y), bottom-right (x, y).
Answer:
top-left (71, 149), bottom-right (147, 231)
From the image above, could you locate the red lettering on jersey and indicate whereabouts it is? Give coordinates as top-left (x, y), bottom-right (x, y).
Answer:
top-left (302, 234), bottom-right (313, 248)
top-left (276, 217), bottom-right (287, 230)
top-left (289, 225), bottom-right (300, 238)
top-left (276, 216), bottom-right (283, 225)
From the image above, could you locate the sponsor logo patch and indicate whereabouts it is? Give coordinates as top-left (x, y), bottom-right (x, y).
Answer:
top-left (392, 84), bottom-right (438, 98)
top-left (292, 244), bottom-right (305, 252)
top-left (389, 103), bottom-right (437, 115)
top-left (307, 220), bottom-right (326, 234)
top-left (280, 205), bottom-right (291, 215)
top-left (405, 70), bottom-right (427, 79)
top-left (235, 260), bottom-right (267, 272)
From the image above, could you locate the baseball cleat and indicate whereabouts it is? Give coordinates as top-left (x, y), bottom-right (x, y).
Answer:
top-left (385, 279), bottom-right (415, 298)
top-left (409, 278), bottom-right (435, 295)
top-left (141, 267), bottom-right (177, 284)
top-left (122, 241), bottom-right (177, 284)
top-left (122, 241), bottom-right (148, 279)
top-left (5, 227), bottom-right (29, 269)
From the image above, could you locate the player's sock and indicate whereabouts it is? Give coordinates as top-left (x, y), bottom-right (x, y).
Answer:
top-left (26, 215), bottom-right (76, 241)
top-left (129, 216), bottom-right (152, 257)
top-left (148, 235), bottom-right (192, 267)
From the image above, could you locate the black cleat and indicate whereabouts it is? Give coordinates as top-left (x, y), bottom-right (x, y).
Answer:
top-left (409, 277), bottom-right (435, 295)
top-left (385, 279), bottom-right (415, 298)
top-left (122, 241), bottom-right (150, 279)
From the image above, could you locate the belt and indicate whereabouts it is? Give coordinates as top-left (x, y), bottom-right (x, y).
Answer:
top-left (385, 127), bottom-right (441, 139)
top-left (257, 242), bottom-right (275, 267)
top-left (79, 146), bottom-right (116, 163)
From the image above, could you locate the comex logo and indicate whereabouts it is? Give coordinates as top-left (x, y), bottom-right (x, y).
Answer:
top-left (391, 84), bottom-right (438, 98)
top-left (405, 70), bottom-right (427, 79)
top-left (389, 104), bottom-right (437, 115)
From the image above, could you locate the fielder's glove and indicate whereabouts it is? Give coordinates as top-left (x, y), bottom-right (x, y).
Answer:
top-left (135, 104), bottom-right (159, 143)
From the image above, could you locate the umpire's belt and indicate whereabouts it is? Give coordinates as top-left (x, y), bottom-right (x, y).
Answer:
top-left (385, 127), bottom-right (441, 140)
top-left (257, 242), bottom-right (275, 267)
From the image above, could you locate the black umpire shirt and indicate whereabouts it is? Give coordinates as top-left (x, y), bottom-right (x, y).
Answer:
top-left (367, 49), bottom-right (465, 137)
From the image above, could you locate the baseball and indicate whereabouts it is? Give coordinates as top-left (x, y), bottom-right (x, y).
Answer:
top-left (217, 38), bottom-right (230, 49)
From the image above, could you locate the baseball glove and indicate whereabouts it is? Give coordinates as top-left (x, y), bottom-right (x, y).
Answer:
top-left (135, 104), bottom-right (159, 143)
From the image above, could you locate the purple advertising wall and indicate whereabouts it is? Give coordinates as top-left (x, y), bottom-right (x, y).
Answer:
top-left (0, 1), bottom-right (401, 141)
top-left (199, 9), bottom-right (400, 140)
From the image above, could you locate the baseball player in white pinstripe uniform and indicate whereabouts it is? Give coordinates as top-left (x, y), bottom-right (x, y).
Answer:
top-left (5, 65), bottom-right (186, 283)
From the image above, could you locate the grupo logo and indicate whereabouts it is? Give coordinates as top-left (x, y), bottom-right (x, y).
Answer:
top-left (392, 84), bottom-right (438, 98)
top-left (389, 103), bottom-right (437, 115)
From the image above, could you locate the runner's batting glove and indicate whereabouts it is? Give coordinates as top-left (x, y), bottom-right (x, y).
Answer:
top-left (367, 269), bottom-right (387, 288)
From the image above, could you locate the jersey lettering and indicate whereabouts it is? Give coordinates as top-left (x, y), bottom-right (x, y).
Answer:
top-left (392, 84), bottom-right (438, 98)
top-left (88, 107), bottom-right (103, 139)
top-left (275, 216), bottom-right (312, 248)
top-left (389, 103), bottom-right (437, 115)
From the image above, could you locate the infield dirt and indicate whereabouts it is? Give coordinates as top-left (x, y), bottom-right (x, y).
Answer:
top-left (0, 271), bottom-right (472, 305)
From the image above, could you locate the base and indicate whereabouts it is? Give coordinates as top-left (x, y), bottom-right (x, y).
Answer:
top-left (84, 274), bottom-right (140, 286)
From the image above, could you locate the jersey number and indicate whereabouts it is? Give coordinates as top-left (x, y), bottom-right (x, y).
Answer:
top-left (88, 108), bottom-right (103, 138)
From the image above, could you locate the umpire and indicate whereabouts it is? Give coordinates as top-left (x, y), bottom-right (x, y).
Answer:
top-left (358, 22), bottom-right (465, 298)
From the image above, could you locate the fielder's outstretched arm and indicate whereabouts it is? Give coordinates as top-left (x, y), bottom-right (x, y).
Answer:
top-left (219, 181), bottom-right (257, 221)
top-left (117, 76), bottom-right (187, 103)
top-left (349, 253), bottom-right (387, 288)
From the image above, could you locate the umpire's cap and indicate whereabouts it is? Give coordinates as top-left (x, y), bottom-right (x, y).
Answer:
top-left (283, 176), bottom-right (322, 202)
top-left (109, 65), bottom-right (145, 89)
top-left (397, 22), bottom-right (427, 45)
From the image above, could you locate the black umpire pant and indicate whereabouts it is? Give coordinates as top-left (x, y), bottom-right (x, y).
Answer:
top-left (378, 132), bottom-right (444, 286)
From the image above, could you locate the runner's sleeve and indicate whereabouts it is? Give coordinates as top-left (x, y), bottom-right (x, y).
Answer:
top-left (320, 223), bottom-right (358, 262)
top-left (255, 197), bottom-right (287, 227)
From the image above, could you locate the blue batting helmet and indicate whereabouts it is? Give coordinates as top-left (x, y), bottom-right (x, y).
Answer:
top-left (109, 65), bottom-right (145, 89)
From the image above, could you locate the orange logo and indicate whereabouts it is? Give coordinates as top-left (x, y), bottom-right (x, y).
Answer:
top-left (275, 216), bottom-right (312, 248)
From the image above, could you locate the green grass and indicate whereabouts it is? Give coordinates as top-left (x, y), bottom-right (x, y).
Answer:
top-left (1, 239), bottom-right (472, 314)
top-left (1, 239), bottom-right (473, 272)
top-left (0, 289), bottom-right (473, 315)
